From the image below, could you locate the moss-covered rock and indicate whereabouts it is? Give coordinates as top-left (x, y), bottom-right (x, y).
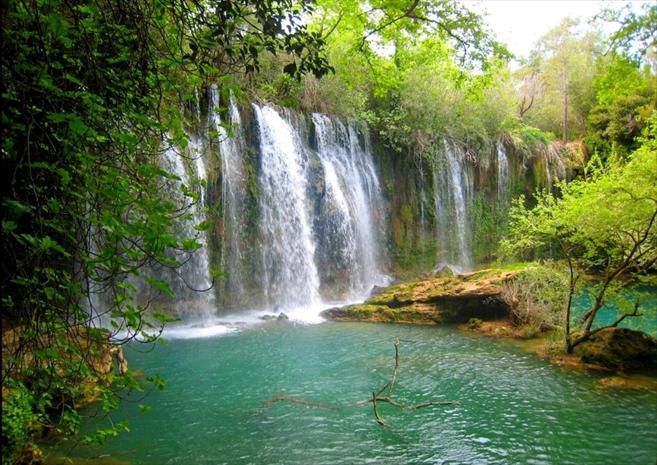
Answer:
top-left (321, 267), bottom-right (521, 324)
top-left (324, 302), bottom-right (443, 324)
top-left (574, 328), bottom-right (657, 371)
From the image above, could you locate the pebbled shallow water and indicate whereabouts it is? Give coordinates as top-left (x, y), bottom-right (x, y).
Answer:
top-left (69, 323), bottom-right (656, 465)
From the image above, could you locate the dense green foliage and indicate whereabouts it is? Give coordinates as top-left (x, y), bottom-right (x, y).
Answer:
top-left (503, 116), bottom-right (657, 351)
top-left (516, 5), bottom-right (657, 157)
top-left (1, 0), bottom-right (332, 461)
top-left (500, 263), bottom-right (569, 337)
top-left (587, 55), bottom-right (656, 158)
top-left (273, 0), bottom-right (514, 155)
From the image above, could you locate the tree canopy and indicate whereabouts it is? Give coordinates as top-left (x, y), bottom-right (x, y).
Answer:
top-left (1, 0), bottom-right (331, 461)
top-left (503, 116), bottom-right (657, 351)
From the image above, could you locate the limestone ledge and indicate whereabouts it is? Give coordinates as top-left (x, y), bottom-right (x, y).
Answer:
top-left (321, 268), bottom-right (519, 324)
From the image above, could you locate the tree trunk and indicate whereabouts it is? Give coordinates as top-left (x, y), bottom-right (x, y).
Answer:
top-left (565, 263), bottom-right (575, 353)
top-left (561, 60), bottom-right (568, 143)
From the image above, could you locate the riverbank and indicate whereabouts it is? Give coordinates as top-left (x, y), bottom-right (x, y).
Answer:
top-left (321, 267), bottom-right (657, 377)
top-left (460, 319), bottom-right (657, 391)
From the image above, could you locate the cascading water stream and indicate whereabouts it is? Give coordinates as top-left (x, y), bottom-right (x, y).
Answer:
top-left (445, 141), bottom-right (472, 270)
top-left (83, 140), bottom-right (216, 333)
top-left (209, 88), bottom-right (250, 310)
top-left (161, 143), bottom-right (215, 321)
top-left (497, 141), bottom-right (509, 196)
top-left (312, 114), bottom-right (388, 299)
top-left (347, 125), bottom-right (387, 288)
top-left (415, 153), bottom-right (429, 238)
top-left (545, 154), bottom-right (553, 190)
top-left (432, 140), bottom-right (473, 273)
top-left (253, 104), bottom-right (321, 311)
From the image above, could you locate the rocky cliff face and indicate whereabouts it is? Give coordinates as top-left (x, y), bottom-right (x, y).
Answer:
top-left (369, 133), bottom-right (569, 277)
top-left (179, 91), bottom-right (573, 314)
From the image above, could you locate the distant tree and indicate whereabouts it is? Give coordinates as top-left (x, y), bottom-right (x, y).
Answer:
top-left (598, 2), bottom-right (657, 72)
top-left (521, 19), bottom-right (602, 142)
top-left (516, 70), bottom-right (545, 118)
top-left (586, 5), bottom-right (657, 158)
top-left (586, 56), bottom-right (656, 157)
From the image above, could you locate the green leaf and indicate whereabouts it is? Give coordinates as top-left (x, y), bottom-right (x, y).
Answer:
top-left (2, 220), bottom-right (17, 233)
top-left (210, 268), bottom-right (229, 278)
top-left (138, 404), bottom-right (152, 413)
top-left (144, 276), bottom-right (174, 297)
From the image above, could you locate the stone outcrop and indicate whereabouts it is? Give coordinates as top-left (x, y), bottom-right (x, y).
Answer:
top-left (573, 327), bottom-right (657, 371)
top-left (321, 268), bottom-right (518, 324)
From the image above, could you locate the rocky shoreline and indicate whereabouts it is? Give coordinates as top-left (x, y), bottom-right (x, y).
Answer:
top-left (322, 267), bottom-right (657, 379)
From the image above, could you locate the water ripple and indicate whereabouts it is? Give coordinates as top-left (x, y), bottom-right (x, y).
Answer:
top-left (76, 323), bottom-right (657, 465)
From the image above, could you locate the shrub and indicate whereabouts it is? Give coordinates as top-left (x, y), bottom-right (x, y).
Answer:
top-left (1, 381), bottom-right (42, 464)
top-left (501, 263), bottom-right (569, 330)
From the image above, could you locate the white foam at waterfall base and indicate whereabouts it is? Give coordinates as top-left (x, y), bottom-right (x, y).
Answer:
top-left (155, 306), bottom-right (321, 340)
top-left (154, 288), bottom-right (396, 340)
top-left (148, 272), bottom-right (393, 339)
top-left (161, 323), bottom-right (236, 340)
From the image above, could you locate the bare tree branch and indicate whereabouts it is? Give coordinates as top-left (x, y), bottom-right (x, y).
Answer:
top-left (263, 339), bottom-right (455, 428)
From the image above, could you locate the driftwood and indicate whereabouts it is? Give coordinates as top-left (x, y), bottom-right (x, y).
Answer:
top-left (263, 338), bottom-right (455, 427)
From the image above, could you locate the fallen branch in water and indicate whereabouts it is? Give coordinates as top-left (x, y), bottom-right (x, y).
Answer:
top-left (263, 338), bottom-right (455, 427)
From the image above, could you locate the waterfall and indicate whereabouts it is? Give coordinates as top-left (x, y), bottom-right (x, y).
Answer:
top-left (161, 143), bottom-right (215, 320)
top-left (497, 141), bottom-right (509, 195)
top-left (312, 114), bottom-right (388, 299)
top-left (417, 154), bottom-right (428, 238)
top-left (201, 102), bottom-right (390, 317)
top-left (83, 139), bottom-right (215, 330)
top-left (84, 219), bottom-right (109, 329)
top-left (253, 104), bottom-right (321, 310)
top-left (190, 136), bottom-right (206, 202)
top-left (209, 88), bottom-right (250, 310)
top-left (432, 140), bottom-right (473, 273)
top-left (445, 142), bottom-right (472, 270)
top-left (87, 97), bottom-right (391, 326)
top-left (545, 154), bottom-right (553, 190)
top-left (543, 146), bottom-right (567, 190)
